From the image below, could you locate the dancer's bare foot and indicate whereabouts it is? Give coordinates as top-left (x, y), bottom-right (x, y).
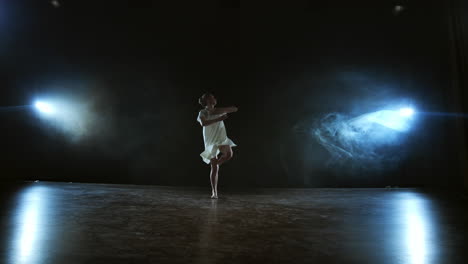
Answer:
top-left (211, 192), bottom-right (218, 199)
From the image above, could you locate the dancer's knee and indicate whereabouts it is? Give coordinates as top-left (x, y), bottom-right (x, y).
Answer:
top-left (210, 158), bottom-right (218, 166)
top-left (226, 151), bottom-right (233, 160)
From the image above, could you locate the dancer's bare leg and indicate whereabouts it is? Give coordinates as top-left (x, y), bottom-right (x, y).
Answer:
top-left (209, 146), bottom-right (233, 198)
top-left (216, 145), bottom-right (233, 166)
top-left (210, 158), bottom-right (219, 199)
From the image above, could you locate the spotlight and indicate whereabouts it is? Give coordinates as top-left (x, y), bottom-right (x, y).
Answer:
top-left (399, 108), bottom-right (414, 117)
top-left (394, 5), bottom-right (405, 12)
top-left (34, 101), bottom-right (54, 114)
top-left (32, 97), bottom-right (92, 140)
top-left (393, 5), bottom-right (406, 15)
top-left (51, 0), bottom-right (61, 8)
top-left (349, 107), bottom-right (416, 133)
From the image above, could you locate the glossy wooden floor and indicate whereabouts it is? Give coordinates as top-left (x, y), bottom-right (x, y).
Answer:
top-left (0, 181), bottom-right (467, 264)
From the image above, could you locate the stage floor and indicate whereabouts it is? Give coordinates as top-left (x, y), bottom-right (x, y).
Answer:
top-left (0, 181), bottom-right (467, 264)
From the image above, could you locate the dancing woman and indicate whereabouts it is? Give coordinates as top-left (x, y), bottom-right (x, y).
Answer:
top-left (197, 93), bottom-right (238, 198)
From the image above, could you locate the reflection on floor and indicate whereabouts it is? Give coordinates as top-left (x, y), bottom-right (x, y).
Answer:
top-left (0, 181), bottom-right (467, 264)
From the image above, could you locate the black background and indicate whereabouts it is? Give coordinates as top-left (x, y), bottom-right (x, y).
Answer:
top-left (1, 0), bottom-right (467, 187)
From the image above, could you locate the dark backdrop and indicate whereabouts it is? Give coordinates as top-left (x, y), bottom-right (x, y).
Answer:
top-left (1, 0), bottom-right (467, 187)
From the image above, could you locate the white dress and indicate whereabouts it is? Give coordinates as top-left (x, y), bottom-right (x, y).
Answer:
top-left (197, 109), bottom-right (237, 164)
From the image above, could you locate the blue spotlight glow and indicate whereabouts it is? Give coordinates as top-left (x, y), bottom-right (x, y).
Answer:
top-left (349, 108), bottom-right (415, 133)
top-left (313, 104), bottom-right (417, 168)
top-left (399, 107), bottom-right (414, 117)
top-left (34, 101), bottom-right (54, 114)
top-left (32, 97), bottom-right (96, 141)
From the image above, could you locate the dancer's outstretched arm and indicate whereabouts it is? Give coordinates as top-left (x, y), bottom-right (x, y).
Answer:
top-left (211, 106), bottom-right (238, 115)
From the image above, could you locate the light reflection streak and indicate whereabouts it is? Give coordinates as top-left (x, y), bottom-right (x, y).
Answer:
top-left (401, 193), bottom-right (433, 264)
top-left (12, 186), bottom-right (47, 264)
top-left (196, 199), bottom-right (219, 264)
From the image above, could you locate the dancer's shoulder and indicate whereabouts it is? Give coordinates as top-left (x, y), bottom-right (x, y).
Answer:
top-left (199, 109), bottom-right (209, 116)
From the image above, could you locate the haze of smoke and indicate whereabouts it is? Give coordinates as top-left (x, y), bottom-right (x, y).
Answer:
top-left (312, 112), bottom-right (405, 170)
